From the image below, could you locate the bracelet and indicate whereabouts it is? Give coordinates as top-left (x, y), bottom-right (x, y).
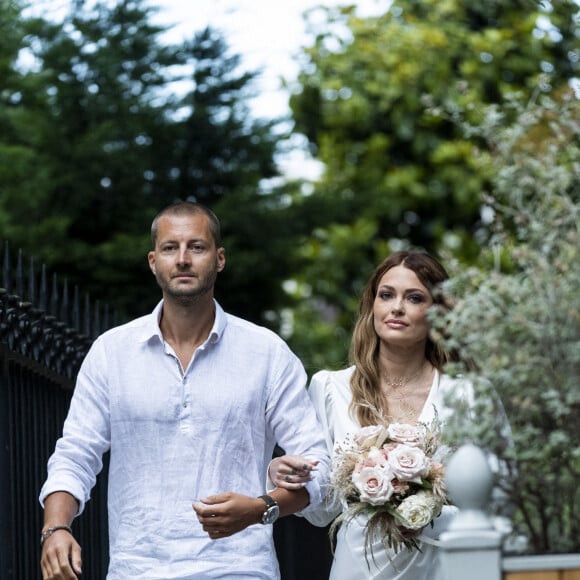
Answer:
top-left (40, 525), bottom-right (73, 548)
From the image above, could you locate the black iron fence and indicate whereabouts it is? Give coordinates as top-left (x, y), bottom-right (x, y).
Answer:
top-left (0, 242), bottom-right (111, 579)
top-left (0, 242), bottom-right (331, 580)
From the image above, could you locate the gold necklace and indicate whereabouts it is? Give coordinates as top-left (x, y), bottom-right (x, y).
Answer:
top-left (381, 364), bottom-right (427, 423)
top-left (382, 365), bottom-right (424, 390)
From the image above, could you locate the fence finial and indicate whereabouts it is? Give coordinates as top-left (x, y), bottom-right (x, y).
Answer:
top-left (1, 245), bottom-right (117, 380)
top-left (28, 257), bottom-right (36, 304)
top-left (40, 264), bottom-right (47, 312)
top-left (73, 286), bottom-right (80, 331)
top-left (50, 273), bottom-right (59, 317)
top-left (3, 242), bottom-right (11, 293)
top-left (60, 278), bottom-right (69, 325)
top-left (83, 293), bottom-right (90, 337)
top-left (16, 249), bottom-right (24, 299)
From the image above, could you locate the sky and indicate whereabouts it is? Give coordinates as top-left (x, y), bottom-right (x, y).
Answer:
top-left (149, 0), bottom-right (389, 179)
top-left (27, 0), bottom-right (389, 179)
top-left (151, 0), bottom-right (387, 117)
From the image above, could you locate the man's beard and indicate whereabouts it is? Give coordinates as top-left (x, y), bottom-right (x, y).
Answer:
top-left (158, 270), bottom-right (217, 303)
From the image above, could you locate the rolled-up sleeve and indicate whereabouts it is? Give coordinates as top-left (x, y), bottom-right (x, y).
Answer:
top-left (39, 337), bottom-right (111, 515)
top-left (300, 370), bottom-right (342, 526)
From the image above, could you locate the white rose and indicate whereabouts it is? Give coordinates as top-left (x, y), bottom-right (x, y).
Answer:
top-left (354, 425), bottom-right (388, 449)
top-left (387, 444), bottom-right (430, 483)
top-left (396, 490), bottom-right (441, 530)
top-left (352, 465), bottom-right (394, 506)
top-left (386, 423), bottom-right (426, 447)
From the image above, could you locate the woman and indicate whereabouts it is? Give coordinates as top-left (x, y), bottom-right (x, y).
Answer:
top-left (270, 251), bottom-right (470, 580)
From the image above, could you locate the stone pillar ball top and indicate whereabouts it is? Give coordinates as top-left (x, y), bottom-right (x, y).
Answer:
top-left (446, 443), bottom-right (493, 511)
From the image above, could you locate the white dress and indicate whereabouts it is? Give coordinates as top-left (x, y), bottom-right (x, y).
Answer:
top-left (303, 366), bottom-right (469, 580)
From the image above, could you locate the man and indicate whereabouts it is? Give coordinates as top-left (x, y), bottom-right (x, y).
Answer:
top-left (39, 201), bottom-right (330, 579)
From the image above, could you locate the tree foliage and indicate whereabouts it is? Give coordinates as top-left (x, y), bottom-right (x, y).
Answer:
top-left (432, 91), bottom-right (580, 554)
top-left (0, 0), bottom-right (299, 322)
top-left (283, 0), bottom-right (579, 370)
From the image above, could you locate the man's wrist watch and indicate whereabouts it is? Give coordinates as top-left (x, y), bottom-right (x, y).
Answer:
top-left (258, 494), bottom-right (280, 525)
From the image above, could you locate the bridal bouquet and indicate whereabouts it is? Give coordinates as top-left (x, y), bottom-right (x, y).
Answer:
top-left (330, 420), bottom-right (448, 555)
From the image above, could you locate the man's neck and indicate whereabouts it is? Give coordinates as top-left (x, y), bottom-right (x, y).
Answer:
top-left (159, 295), bottom-right (216, 347)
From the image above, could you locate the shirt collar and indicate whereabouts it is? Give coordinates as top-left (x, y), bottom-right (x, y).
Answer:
top-left (137, 299), bottom-right (225, 345)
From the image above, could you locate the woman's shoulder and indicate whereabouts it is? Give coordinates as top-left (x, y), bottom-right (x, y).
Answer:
top-left (308, 367), bottom-right (356, 435)
top-left (310, 366), bottom-right (354, 390)
top-left (308, 366), bottom-right (354, 413)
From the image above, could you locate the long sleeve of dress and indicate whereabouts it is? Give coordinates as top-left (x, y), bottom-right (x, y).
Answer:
top-left (300, 370), bottom-right (344, 527)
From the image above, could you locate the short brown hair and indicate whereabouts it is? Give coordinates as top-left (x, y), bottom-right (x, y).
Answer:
top-left (151, 201), bottom-right (221, 247)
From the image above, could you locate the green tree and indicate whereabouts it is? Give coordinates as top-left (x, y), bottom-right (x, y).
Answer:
top-left (0, 0), bottom-right (24, 107)
top-left (0, 0), bottom-right (44, 238)
top-left (1, 0), bottom-right (180, 315)
top-left (283, 0), bottom-right (579, 370)
top-left (0, 1), bottom-right (300, 325)
top-left (155, 26), bottom-right (280, 204)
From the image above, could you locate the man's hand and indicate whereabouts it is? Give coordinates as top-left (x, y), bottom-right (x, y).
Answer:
top-left (40, 529), bottom-right (82, 580)
top-left (193, 493), bottom-right (263, 540)
top-left (41, 492), bottom-right (82, 579)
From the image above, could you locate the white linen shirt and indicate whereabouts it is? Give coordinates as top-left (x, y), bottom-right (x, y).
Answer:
top-left (40, 300), bottom-right (329, 580)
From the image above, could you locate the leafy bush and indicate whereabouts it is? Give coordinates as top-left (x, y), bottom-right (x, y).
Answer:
top-left (432, 90), bottom-right (580, 554)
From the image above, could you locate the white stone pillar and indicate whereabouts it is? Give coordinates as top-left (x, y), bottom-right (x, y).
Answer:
top-left (439, 443), bottom-right (503, 580)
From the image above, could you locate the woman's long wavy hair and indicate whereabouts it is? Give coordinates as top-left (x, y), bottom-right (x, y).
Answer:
top-left (349, 251), bottom-right (451, 426)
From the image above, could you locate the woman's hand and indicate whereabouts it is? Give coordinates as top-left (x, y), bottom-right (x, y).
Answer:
top-left (269, 455), bottom-right (318, 490)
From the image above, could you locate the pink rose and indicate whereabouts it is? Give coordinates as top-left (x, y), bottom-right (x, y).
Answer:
top-left (387, 444), bottom-right (430, 483)
top-left (353, 447), bottom-right (388, 474)
top-left (386, 423), bottom-right (427, 447)
top-left (352, 464), bottom-right (394, 506)
top-left (382, 442), bottom-right (398, 456)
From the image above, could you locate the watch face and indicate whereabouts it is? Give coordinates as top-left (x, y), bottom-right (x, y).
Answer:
top-left (262, 504), bottom-right (280, 525)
